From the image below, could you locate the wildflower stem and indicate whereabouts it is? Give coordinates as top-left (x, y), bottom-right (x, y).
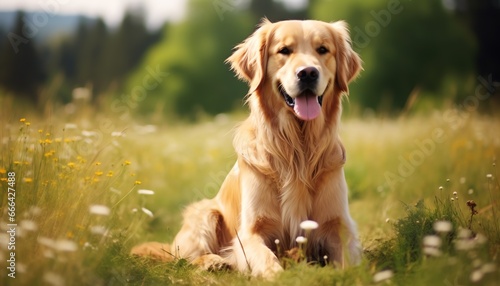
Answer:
top-left (466, 200), bottom-right (478, 231)
top-left (304, 229), bottom-right (311, 260)
top-left (456, 200), bottom-right (467, 226)
top-left (467, 212), bottom-right (474, 230)
top-left (275, 239), bottom-right (281, 259)
top-left (487, 177), bottom-right (499, 234)
top-left (112, 186), bottom-right (136, 208)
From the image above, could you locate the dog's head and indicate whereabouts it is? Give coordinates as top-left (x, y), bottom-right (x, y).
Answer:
top-left (227, 19), bottom-right (361, 121)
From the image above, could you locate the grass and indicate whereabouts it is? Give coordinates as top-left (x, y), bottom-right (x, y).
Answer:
top-left (0, 105), bottom-right (499, 285)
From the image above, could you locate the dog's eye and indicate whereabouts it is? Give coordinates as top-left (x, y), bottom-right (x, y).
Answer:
top-left (278, 47), bottom-right (291, 55)
top-left (317, 46), bottom-right (329, 55)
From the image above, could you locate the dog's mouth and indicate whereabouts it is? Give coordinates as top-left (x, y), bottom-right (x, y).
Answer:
top-left (279, 83), bottom-right (325, 121)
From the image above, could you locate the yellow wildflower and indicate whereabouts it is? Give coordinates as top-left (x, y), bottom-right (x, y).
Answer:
top-left (134, 180), bottom-right (142, 185)
top-left (0, 168), bottom-right (6, 174)
top-left (95, 171), bottom-right (103, 176)
top-left (124, 160), bottom-right (131, 166)
top-left (44, 150), bottom-right (55, 158)
top-left (106, 171), bottom-right (113, 177)
top-left (67, 162), bottom-right (75, 168)
top-left (23, 178), bottom-right (33, 183)
top-left (19, 118), bottom-right (26, 122)
top-left (95, 162), bottom-right (102, 166)
top-left (38, 129), bottom-right (43, 133)
top-left (25, 122), bottom-right (31, 126)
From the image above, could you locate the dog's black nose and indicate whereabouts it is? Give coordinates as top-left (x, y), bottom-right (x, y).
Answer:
top-left (296, 66), bottom-right (319, 84)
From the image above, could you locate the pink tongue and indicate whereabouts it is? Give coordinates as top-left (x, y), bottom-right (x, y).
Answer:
top-left (293, 94), bottom-right (321, 120)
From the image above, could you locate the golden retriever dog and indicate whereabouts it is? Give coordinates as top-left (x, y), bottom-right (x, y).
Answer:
top-left (131, 18), bottom-right (362, 279)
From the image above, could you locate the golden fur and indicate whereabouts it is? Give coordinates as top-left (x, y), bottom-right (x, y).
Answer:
top-left (131, 19), bottom-right (362, 278)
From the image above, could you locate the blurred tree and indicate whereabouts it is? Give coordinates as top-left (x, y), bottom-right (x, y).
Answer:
top-left (77, 18), bottom-right (108, 91)
top-left (48, 17), bottom-right (91, 102)
top-left (56, 39), bottom-right (77, 83)
top-left (0, 26), bottom-right (6, 65)
top-left (0, 11), bottom-right (46, 102)
top-left (103, 10), bottom-right (156, 84)
top-left (458, 0), bottom-right (500, 100)
top-left (59, 17), bottom-right (89, 82)
top-left (50, 11), bottom-right (162, 103)
top-left (125, 0), bottom-right (254, 118)
top-left (310, 0), bottom-right (477, 112)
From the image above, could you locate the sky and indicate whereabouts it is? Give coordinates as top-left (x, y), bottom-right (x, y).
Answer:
top-left (0, 0), bottom-right (308, 29)
top-left (0, 0), bottom-right (189, 29)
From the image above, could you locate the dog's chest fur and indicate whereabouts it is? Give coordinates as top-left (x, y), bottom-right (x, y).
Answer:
top-left (238, 116), bottom-right (344, 247)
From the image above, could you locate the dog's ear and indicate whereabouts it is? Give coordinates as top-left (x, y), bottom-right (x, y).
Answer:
top-left (330, 21), bottom-right (362, 94)
top-left (226, 18), bottom-right (272, 93)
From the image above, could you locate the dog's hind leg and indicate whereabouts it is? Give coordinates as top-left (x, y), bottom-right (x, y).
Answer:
top-left (130, 241), bottom-right (174, 262)
top-left (171, 199), bottom-right (232, 267)
top-left (131, 199), bottom-right (232, 270)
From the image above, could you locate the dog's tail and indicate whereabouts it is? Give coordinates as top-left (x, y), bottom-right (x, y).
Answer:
top-left (130, 242), bottom-right (176, 262)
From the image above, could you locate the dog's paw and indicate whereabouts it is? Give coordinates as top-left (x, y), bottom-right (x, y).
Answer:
top-left (257, 260), bottom-right (283, 280)
top-left (192, 254), bottom-right (230, 271)
top-left (245, 253), bottom-right (283, 279)
top-left (347, 240), bottom-right (362, 266)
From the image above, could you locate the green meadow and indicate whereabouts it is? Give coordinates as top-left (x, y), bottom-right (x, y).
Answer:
top-left (0, 102), bottom-right (499, 285)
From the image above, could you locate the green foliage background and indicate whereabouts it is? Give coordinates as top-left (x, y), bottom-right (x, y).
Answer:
top-left (1, 0), bottom-right (494, 118)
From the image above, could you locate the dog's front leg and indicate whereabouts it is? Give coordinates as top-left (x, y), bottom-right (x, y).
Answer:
top-left (231, 162), bottom-right (283, 279)
top-left (313, 169), bottom-right (362, 267)
top-left (232, 232), bottom-right (283, 278)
